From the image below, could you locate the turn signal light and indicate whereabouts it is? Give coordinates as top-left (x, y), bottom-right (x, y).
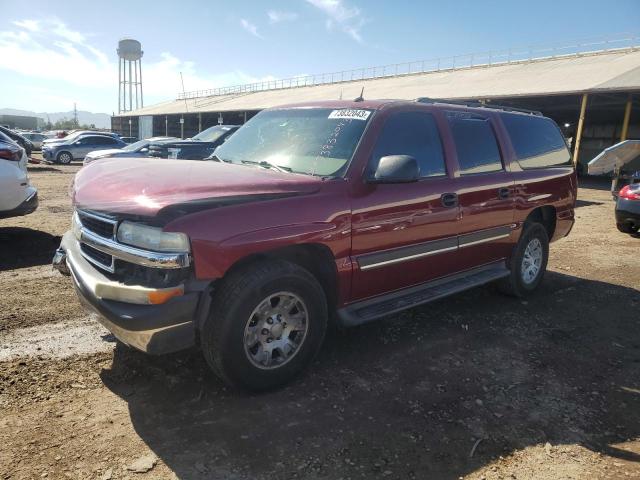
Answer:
top-left (619, 185), bottom-right (640, 200)
top-left (147, 286), bottom-right (184, 305)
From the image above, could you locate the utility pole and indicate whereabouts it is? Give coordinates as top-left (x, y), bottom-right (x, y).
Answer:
top-left (73, 103), bottom-right (78, 127)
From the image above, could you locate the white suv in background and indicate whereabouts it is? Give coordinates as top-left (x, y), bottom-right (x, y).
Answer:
top-left (0, 132), bottom-right (38, 219)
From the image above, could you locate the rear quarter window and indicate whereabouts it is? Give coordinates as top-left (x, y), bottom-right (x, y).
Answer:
top-left (501, 113), bottom-right (571, 169)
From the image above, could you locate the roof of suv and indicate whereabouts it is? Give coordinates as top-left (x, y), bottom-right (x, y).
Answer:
top-left (271, 98), bottom-right (544, 118)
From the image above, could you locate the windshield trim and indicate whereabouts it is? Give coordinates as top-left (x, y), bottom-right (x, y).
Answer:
top-left (340, 107), bottom-right (378, 179)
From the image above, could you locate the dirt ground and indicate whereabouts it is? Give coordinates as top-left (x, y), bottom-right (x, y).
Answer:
top-left (1, 157), bottom-right (639, 480)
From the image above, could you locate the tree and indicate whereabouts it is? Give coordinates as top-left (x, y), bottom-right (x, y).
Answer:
top-left (44, 117), bottom-right (100, 131)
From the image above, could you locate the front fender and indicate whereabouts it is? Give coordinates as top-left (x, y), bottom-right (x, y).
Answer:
top-left (163, 179), bottom-right (352, 280)
top-left (190, 219), bottom-right (351, 280)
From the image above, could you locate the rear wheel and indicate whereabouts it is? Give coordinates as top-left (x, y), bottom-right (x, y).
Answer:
top-left (499, 222), bottom-right (549, 297)
top-left (56, 151), bottom-right (73, 165)
top-left (201, 259), bottom-right (328, 391)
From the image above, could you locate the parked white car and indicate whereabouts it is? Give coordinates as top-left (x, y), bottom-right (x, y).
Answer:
top-left (21, 132), bottom-right (48, 150)
top-left (0, 133), bottom-right (38, 219)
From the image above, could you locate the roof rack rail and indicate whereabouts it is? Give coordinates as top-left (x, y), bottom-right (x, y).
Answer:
top-left (415, 97), bottom-right (543, 116)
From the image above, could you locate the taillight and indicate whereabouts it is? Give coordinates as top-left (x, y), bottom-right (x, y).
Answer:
top-left (619, 185), bottom-right (640, 200)
top-left (0, 148), bottom-right (21, 161)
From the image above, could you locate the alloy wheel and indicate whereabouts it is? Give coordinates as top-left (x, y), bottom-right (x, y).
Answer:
top-left (521, 238), bottom-right (543, 284)
top-left (243, 292), bottom-right (309, 369)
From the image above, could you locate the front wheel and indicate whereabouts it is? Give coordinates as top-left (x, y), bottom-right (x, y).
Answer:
top-left (499, 222), bottom-right (549, 297)
top-left (201, 259), bottom-right (328, 391)
top-left (616, 222), bottom-right (637, 234)
top-left (56, 151), bottom-right (73, 164)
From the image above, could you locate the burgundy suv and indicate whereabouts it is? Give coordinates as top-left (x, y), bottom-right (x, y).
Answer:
top-left (54, 99), bottom-right (576, 390)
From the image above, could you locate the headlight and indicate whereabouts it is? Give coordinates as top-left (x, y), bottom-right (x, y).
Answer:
top-left (117, 221), bottom-right (190, 252)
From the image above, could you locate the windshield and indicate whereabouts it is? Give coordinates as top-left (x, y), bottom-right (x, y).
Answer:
top-left (123, 140), bottom-right (148, 152)
top-left (213, 108), bottom-right (372, 176)
top-left (192, 126), bottom-right (233, 142)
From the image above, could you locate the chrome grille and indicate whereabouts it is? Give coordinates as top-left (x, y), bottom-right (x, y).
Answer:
top-left (80, 243), bottom-right (114, 272)
top-left (77, 210), bottom-right (117, 239)
top-left (76, 209), bottom-right (118, 272)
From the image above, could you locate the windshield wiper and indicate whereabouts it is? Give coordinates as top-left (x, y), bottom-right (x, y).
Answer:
top-left (241, 160), bottom-right (292, 173)
top-left (207, 154), bottom-right (232, 163)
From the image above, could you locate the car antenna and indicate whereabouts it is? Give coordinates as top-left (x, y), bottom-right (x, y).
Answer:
top-left (354, 86), bottom-right (365, 102)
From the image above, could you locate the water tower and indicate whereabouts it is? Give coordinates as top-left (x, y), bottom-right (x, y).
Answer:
top-left (117, 38), bottom-right (144, 114)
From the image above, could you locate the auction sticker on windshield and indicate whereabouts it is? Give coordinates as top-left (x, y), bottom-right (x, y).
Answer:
top-left (328, 109), bottom-right (371, 121)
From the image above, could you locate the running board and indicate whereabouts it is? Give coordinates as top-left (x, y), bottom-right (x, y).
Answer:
top-left (337, 262), bottom-right (509, 327)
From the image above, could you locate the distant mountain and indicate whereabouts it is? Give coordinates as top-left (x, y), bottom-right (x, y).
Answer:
top-left (0, 108), bottom-right (111, 129)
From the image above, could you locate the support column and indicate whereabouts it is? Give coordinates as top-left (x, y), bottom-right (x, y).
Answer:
top-left (198, 112), bottom-right (202, 132)
top-left (118, 58), bottom-right (121, 114)
top-left (573, 93), bottom-right (588, 167)
top-left (138, 60), bottom-right (144, 108)
top-left (620, 95), bottom-right (633, 141)
top-left (128, 60), bottom-right (133, 112)
top-left (165, 116), bottom-right (168, 136)
top-left (134, 60), bottom-right (138, 110)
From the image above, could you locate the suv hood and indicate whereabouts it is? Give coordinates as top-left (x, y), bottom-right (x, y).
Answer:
top-left (73, 157), bottom-right (323, 217)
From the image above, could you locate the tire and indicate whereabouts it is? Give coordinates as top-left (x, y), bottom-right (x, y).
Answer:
top-left (616, 222), bottom-right (634, 234)
top-left (56, 151), bottom-right (73, 165)
top-left (498, 222), bottom-right (549, 297)
top-left (201, 259), bottom-right (328, 391)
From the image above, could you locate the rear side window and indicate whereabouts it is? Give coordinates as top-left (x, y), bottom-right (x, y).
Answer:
top-left (370, 111), bottom-right (446, 178)
top-left (446, 112), bottom-right (503, 175)
top-left (501, 114), bottom-right (571, 169)
top-left (93, 136), bottom-right (115, 145)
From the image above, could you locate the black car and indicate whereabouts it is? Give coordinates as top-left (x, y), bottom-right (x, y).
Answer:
top-left (616, 183), bottom-right (640, 234)
top-left (147, 125), bottom-right (239, 160)
top-left (0, 126), bottom-right (33, 156)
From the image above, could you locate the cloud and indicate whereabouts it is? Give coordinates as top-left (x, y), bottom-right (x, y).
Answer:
top-left (267, 10), bottom-right (299, 23)
top-left (240, 18), bottom-right (262, 38)
top-left (305, 0), bottom-right (365, 43)
top-left (0, 17), bottom-right (275, 112)
top-left (12, 19), bottom-right (40, 32)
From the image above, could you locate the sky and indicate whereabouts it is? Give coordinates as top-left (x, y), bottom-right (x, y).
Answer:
top-left (0, 0), bottom-right (638, 115)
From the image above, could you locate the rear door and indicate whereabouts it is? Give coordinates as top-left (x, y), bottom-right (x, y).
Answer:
top-left (80, 136), bottom-right (118, 157)
top-left (350, 109), bottom-right (462, 301)
top-left (444, 110), bottom-right (516, 267)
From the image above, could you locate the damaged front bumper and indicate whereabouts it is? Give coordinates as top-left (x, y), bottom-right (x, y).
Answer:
top-left (54, 231), bottom-right (200, 354)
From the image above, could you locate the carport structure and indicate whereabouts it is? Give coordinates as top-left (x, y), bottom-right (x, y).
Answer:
top-left (112, 34), bottom-right (640, 172)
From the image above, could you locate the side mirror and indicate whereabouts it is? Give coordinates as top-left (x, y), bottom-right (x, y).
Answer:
top-left (140, 148), bottom-right (148, 153)
top-left (369, 155), bottom-right (420, 183)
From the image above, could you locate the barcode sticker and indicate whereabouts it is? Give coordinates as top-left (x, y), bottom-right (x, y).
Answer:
top-left (328, 109), bottom-right (371, 121)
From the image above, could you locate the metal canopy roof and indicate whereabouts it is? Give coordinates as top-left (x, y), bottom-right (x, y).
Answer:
top-left (118, 48), bottom-right (640, 117)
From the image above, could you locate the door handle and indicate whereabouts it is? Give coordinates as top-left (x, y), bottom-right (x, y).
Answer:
top-left (441, 192), bottom-right (458, 208)
top-left (498, 187), bottom-right (511, 199)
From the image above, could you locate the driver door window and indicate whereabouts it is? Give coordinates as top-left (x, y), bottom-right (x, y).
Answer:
top-left (369, 111), bottom-right (446, 179)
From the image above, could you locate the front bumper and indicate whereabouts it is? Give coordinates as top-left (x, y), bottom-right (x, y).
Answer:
top-left (0, 189), bottom-right (38, 219)
top-left (615, 197), bottom-right (640, 229)
top-left (55, 231), bottom-right (199, 354)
